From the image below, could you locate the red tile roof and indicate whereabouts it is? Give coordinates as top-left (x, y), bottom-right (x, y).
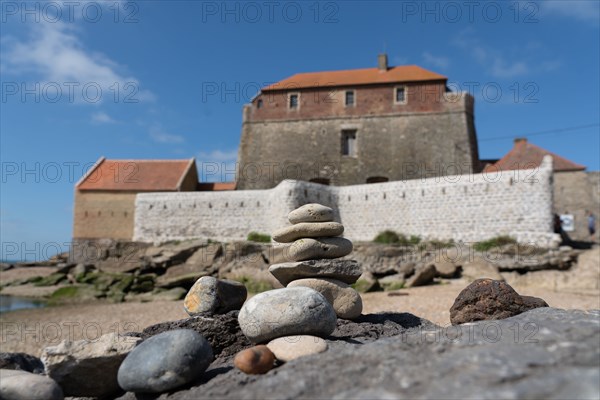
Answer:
top-left (77, 157), bottom-right (197, 191)
top-left (485, 139), bottom-right (586, 173)
top-left (262, 65), bottom-right (446, 91)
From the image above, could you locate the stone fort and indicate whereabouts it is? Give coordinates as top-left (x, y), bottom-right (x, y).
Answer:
top-left (237, 54), bottom-right (479, 189)
top-left (73, 55), bottom-right (598, 246)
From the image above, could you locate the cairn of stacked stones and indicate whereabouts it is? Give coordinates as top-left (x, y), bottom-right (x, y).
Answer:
top-left (270, 203), bottom-right (363, 319)
top-left (236, 204), bottom-right (363, 372)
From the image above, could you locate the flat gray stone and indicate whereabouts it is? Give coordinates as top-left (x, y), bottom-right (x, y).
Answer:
top-left (279, 237), bottom-right (353, 262)
top-left (238, 287), bottom-right (337, 343)
top-left (184, 276), bottom-right (247, 316)
top-left (288, 278), bottom-right (362, 319)
top-left (42, 332), bottom-right (140, 398)
top-left (0, 369), bottom-right (63, 400)
top-left (288, 204), bottom-right (334, 224)
top-left (117, 329), bottom-right (213, 394)
top-left (269, 259), bottom-right (362, 286)
top-left (273, 222), bottom-right (344, 243)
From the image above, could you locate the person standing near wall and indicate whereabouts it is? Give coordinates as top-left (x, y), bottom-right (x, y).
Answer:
top-left (587, 211), bottom-right (596, 241)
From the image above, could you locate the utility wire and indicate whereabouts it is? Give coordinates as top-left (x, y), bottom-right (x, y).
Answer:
top-left (480, 123), bottom-right (600, 142)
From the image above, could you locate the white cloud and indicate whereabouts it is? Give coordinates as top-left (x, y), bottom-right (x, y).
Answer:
top-left (542, 1), bottom-right (600, 24)
top-left (91, 111), bottom-right (116, 124)
top-left (1, 20), bottom-right (154, 104)
top-left (149, 126), bottom-right (185, 144)
top-left (452, 29), bottom-right (559, 79)
top-left (422, 52), bottom-right (450, 70)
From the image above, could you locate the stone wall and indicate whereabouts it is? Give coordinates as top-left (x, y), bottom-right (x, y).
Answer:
top-left (73, 191), bottom-right (136, 240)
top-left (237, 92), bottom-right (479, 190)
top-left (133, 156), bottom-right (557, 247)
top-left (554, 171), bottom-right (600, 240)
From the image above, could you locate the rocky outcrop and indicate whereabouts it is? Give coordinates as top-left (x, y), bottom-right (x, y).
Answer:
top-left (116, 308), bottom-right (600, 400)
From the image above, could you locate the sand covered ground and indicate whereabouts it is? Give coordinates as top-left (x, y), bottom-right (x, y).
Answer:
top-left (1, 280), bottom-right (598, 357)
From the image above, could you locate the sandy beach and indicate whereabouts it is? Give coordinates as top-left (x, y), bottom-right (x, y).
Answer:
top-left (1, 280), bottom-right (598, 357)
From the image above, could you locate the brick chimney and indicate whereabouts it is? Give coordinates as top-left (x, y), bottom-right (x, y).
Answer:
top-left (378, 53), bottom-right (388, 71)
top-left (514, 137), bottom-right (527, 145)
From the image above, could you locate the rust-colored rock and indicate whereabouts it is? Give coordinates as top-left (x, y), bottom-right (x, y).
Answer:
top-left (450, 279), bottom-right (548, 325)
top-left (234, 345), bottom-right (275, 375)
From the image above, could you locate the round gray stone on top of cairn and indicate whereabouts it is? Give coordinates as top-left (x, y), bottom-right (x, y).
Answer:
top-left (270, 203), bottom-right (363, 320)
top-left (288, 203), bottom-right (334, 224)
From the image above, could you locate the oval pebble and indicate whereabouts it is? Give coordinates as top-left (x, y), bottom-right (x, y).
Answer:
top-left (234, 346), bottom-right (275, 374)
top-left (117, 329), bottom-right (213, 394)
top-left (238, 287), bottom-right (337, 343)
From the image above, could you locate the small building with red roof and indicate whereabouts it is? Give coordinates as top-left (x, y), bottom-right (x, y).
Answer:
top-left (73, 157), bottom-right (199, 240)
top-left (486, 138), bottom-right (597, 241)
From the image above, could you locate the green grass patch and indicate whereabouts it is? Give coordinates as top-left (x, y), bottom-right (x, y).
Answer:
top-left (238, 276), bottom-right (273, 293)
top-left (247, 232), bottom-right (271, 243)
top-left (473, 235), bottom-right (517, 252)
top-left (374, 231), bottom-right (421, 246)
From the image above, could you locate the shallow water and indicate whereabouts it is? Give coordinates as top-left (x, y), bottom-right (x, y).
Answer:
top-left (0, 295), bottom-right (46, 313)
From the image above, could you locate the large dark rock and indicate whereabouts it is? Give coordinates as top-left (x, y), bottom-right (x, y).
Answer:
top-left (117, 308), bottom-right (600, 400)
top-left (0, 353), bottom-right (44, 374)
top-left (141, 311), bottom-right (251, 363)
top-left (450, 278), bottom-right (548, 325)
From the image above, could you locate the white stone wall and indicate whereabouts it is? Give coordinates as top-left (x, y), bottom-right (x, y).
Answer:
top-left (134, 156), bottom-right (557, 246)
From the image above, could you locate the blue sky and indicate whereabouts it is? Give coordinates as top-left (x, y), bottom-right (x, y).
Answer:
top-left (1, 0), bottom-right (599, 261)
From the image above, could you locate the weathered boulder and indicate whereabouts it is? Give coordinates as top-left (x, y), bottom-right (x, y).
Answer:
top-left (119, 309), bottom-right (599, 400)
top-left (118, 330), bottom-right (213, 394)
top-left (238, 287), bottom-right (337, 343)
top-left (184, 276), bottom-right (247, 316)
top-left (377, 274), bottom-right (405, 291)
top-left (352, 271), bottom-right (381, 293)
top-left (450, 278), bottom-right (548, 325)
top-left (269, 259), bottom-right (362, 286)
top-left (0, 369), bottom-right (63, 400)
top-left (433, 260), bottom-right (460, 278)
top-left (42, 333), bottom-right (141, 398)
top-left (406, 263), bottom-right (436, 287)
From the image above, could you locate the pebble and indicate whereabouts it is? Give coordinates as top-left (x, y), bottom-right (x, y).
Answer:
top-left (184, 276), bottom-right (247, 316)
top-left (288, 278), bottom-right (362, 319)
top-left (238, 287), bottom-right (337, 343)
top-left (0, 369), bottom-right (64, 400)
top-left (288, 203), bottom-right (334, 224)
top-left (273, 222), bottom-right (344, 243)
top-left (280, 237), bottom-right (353, 262)
top-left (233, 345), bottom-right (275, 374)
top-left (117, 329), bottom-right (213, 393)
top-left (267, 335), bottom-right (328, 362)
top-left (269, 259), bottom-right (362, 286)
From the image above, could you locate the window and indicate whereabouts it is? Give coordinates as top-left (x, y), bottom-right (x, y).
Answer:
top-left (309, 178), bottom-right (330, 186)
top-left (395, 86), bottom-right (407, 104)
top-left (341, 130), bottom-right (357, 156)
top-left (345, 90), bottom-right (355, 106)
top-left (257, 99), bottom-right (263, 108)
top-left (289, 93), bottom-right (299, 109)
